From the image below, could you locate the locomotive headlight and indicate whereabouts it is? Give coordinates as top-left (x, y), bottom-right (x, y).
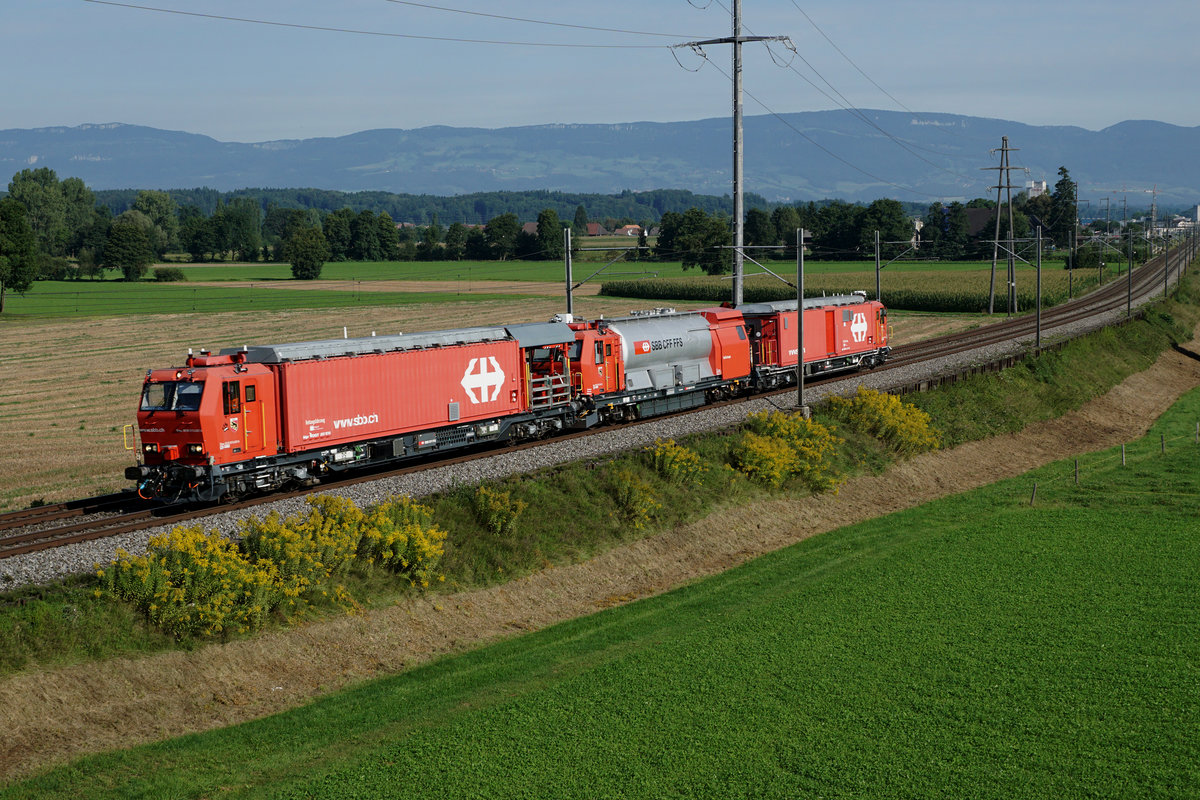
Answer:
top-left (188, 444), bottom-right (204, 455)
top-left (143, 443), bottom-right (158, 454)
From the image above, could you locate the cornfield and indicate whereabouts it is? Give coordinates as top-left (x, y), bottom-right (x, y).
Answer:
top-left (601, 266), bottom-right (1102, 313)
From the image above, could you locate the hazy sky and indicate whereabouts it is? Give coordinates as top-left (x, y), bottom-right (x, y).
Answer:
top-left (4, 0), bottom-right (1197, 143)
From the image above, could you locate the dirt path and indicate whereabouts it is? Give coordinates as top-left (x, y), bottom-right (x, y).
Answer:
top-left (4, 334), bottom-right (1200, 781)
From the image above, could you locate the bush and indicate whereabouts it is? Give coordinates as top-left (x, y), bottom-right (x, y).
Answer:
top-left (734, 432), bottom-right (799, 487)
top-left (100, 526), bottom-right (280, 639)
top-left (361, 497), bottom-right (447, 588)
top-left (648, 439), bottom-right (708, 484)
top-left (99, 494), bottom-right (446, 639)
top-left (239, 495), bottom-right (366, 611)
top-left (471, 485), bottom-right (527, 536)
top-left (607, 467), bottom-right (661, 530)
top-left (737, 410), bottom-right (842, 491)
top-left (827, 386), bottom-right (940, 456)
top-left (153, 267), bottom-right (187, 282)
top-left (36, 255), bottom-right (77, 281)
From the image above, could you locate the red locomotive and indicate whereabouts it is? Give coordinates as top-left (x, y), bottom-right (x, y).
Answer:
top-left (126, 294), bottom-right (888, 502)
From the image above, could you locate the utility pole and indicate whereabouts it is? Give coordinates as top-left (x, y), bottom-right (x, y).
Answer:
top-left (981, 137), bottom-right (1024, 315)
top-left (564, 227), bottom-right (573, 316)
top-left (797, 227), bottom-right (807, 414)
top-left (674, 1), bottom-right (788, 307)
top-left (874, 230), bottom-right (881, 302)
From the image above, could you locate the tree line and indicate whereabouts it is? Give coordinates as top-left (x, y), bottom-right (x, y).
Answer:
top-left (0, 164), bottom-right (1092, 305)
top-left (92, 187), bottom-right (773, 229)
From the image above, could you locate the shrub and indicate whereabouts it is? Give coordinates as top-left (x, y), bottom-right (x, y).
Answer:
top-left (239, 495), bottom-right (365, 610)
top-left (99, 494), bottom-right (448, 638)
top-left (471, 485), bottom-right (528, 536)
top-left (734, 432), bottom-right (799, 487)
top-left (607, 467), bottom-right (661, 530)
top-left (648, 439), bottom-right (708, 484)
top-left (361, 497), bottom-right (447, 588)
top-left (153, 267), bottom-right (187, 282)
top-left (100, 526), bottom-right (280, 639)
top-left (36, 255), bottom-right (77, 281)
top-left (827, 386), bottom-right (940, 455)
top-left (737, 410), bottom-right (842, 491)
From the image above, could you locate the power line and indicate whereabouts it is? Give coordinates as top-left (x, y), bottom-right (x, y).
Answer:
top-left (82, 0), bottom-right (668, 48)
top-left (786, 1), bottom-right (916, 116)
top-left (380, 0), bottom-right (701, 39)
top-left (687, 49), bottom-right (944, 200)
top-left (710, 0), bottom-right (980, 186)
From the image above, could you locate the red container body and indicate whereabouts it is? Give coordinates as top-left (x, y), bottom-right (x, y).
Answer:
top-left (752, 300), bottom-right (887, 368)
top-left (274, 341), bottom-right (525, 452)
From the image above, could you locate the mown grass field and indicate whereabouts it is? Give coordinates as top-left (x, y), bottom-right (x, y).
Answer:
top-left (5, 388), bottom-right (1197, 799)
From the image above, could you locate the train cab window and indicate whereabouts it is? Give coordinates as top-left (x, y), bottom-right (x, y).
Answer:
top-left (141, 381), bottom-right (204, 412)
top-left (245, 384), bottom-right (256, 403)
top-left (843, 310), bottom-right (851, 322)
top-left (176, 382), bottom-right (204, 411)
top-left (595, 341), bottom-right (604, 365)
top-left (223, 381), bottom-right (241, 415)
top-left (737, 326), bottom-right (747, 340)
top-left (605, 343), bottom-right (612, 357)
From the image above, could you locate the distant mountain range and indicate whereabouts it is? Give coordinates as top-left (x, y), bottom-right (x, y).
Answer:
top-left (2, 111), bottom-right (1198, 209)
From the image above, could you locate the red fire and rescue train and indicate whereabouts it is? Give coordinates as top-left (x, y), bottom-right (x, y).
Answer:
top-left (126, 293), bottom-right (889, 503)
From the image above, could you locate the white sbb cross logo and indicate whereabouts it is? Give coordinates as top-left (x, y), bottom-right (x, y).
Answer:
top-left (850, 312), bottom-right (868, 342)
top-left (461, 357), bottom-right (506, 403)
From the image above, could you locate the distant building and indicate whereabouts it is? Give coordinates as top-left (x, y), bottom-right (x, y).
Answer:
top-left (614, 224), bottom-right (642, 237)
top-left (585, 223), bottom-right (609, 236)
top-left (1027, 179), bottom-right (1048, 198)
top-left (521, 222), bottom-right (539, 235)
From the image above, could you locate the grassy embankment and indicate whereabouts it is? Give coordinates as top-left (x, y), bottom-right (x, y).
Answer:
top-left (4, 311), bottom-right (1198, 797)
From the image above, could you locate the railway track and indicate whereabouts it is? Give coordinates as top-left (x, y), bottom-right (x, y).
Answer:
top-left (886, 244), bottom-right (1187, 369)
top-left (2, 245), bottom-right (1191, 563)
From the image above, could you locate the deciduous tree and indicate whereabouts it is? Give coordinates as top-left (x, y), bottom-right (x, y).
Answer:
top-left (323, 208), bottom-right (354, 262)
top-left (103, 219), bottom-right (154, 280)
top-left (536, 208), bottom-right (564, 261)
top-left (285, 227), bottom-right (330, 280)
top-left (658, 207), bottom-right (732, 275)
top-left (444, 222), bottom-right (467, 261)
top-left (132, 190), bottom-right (179, 255)
top-left (0, 198), bottom-right (37, 312)
top-left (7, 168), bottom-right (68, 256)
top-left (485, 213), bottom-right (520, 260)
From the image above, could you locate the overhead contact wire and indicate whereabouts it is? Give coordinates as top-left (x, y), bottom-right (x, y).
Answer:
top-left (83, 0), bottom-right (668, 48)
